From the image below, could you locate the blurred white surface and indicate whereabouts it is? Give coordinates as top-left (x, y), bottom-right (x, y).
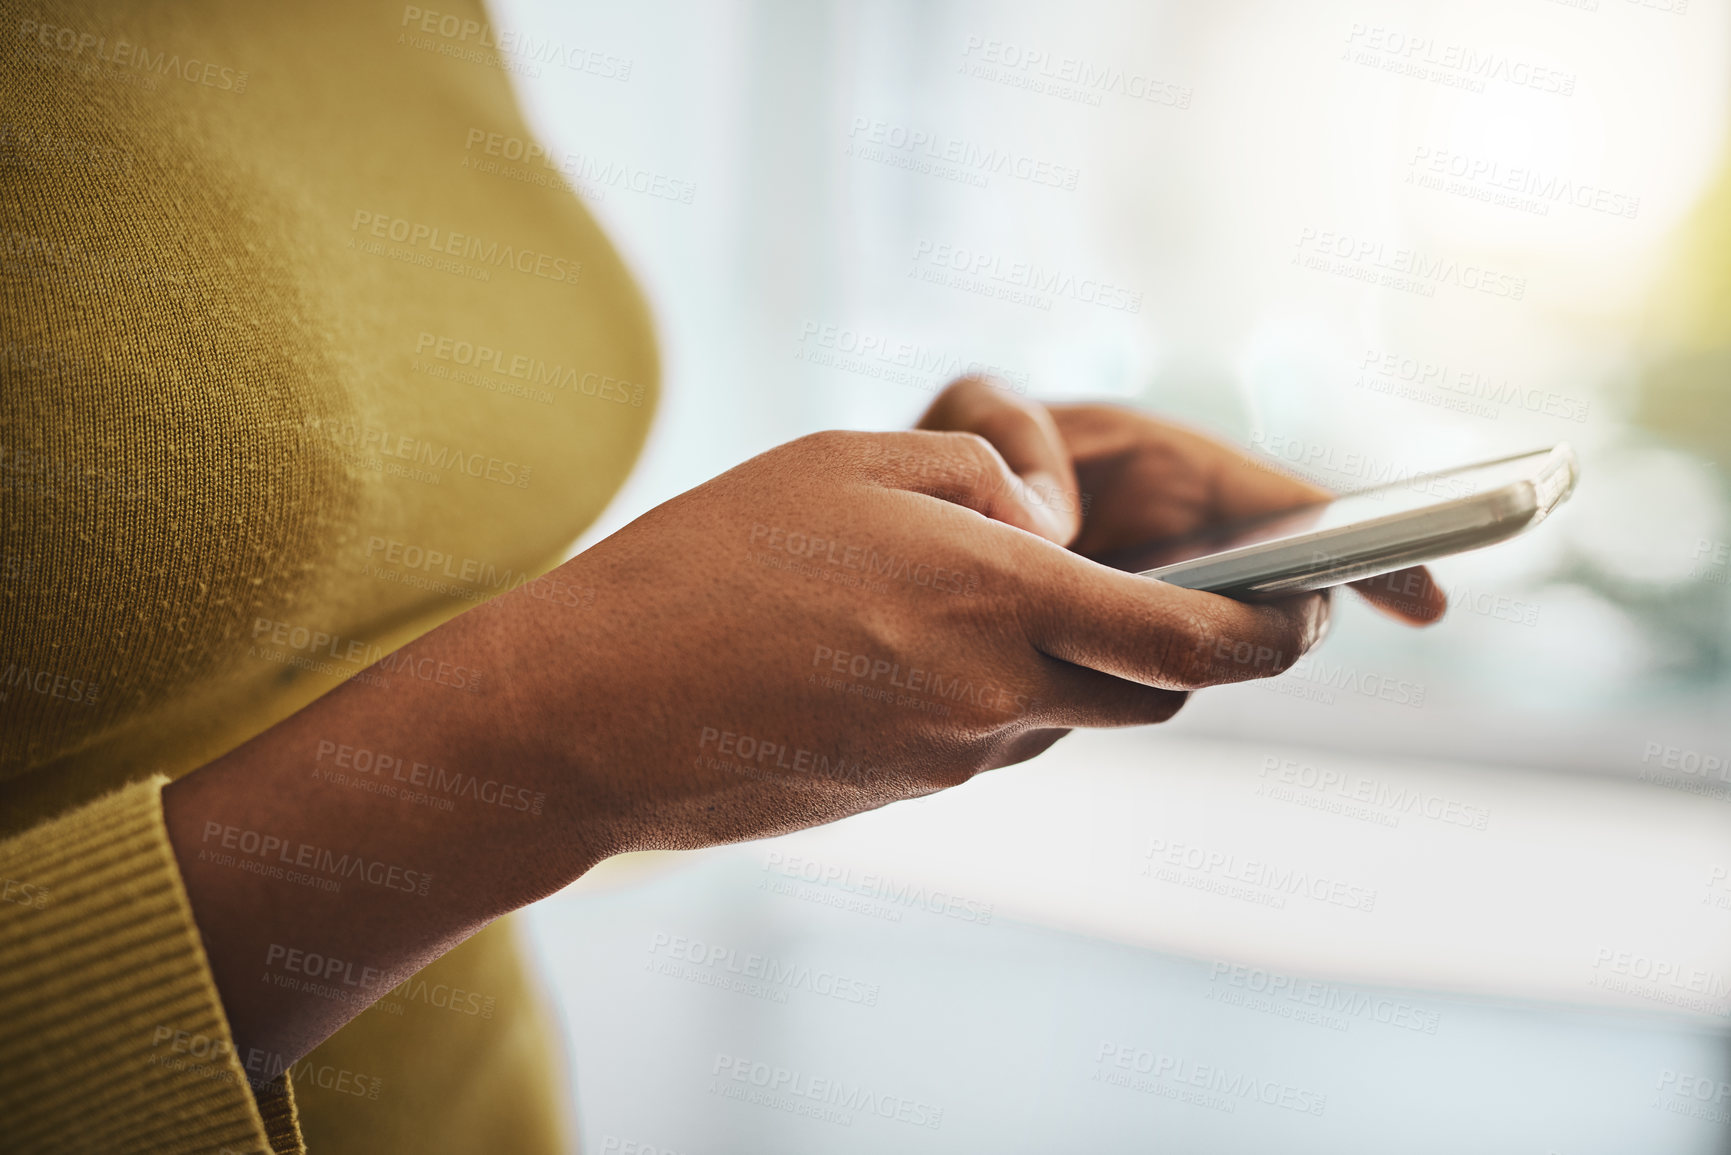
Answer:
top-left (528, 731), bottom-right (1731, 1153)
top-left (553, 726), bottom-right (1731, 1022)
top-left (483, 0), bottom-right (1731, 1148)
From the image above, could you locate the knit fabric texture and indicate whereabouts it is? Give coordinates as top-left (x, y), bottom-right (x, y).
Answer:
top-left (1, 0), bottom-right (657, 1149)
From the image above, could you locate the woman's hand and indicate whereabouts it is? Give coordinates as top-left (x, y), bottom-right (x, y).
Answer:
top-left (917, 376), bottom-right (1449, 623)
top-left (165, 414), bottom-right (1347, 1073)
top-left (494, 426), bottom-right (1335, 871)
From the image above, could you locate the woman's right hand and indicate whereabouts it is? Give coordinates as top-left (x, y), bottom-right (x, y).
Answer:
top-left (165, 426), bottom-right (1331, 1070)
top-left (473, 428), bottom-right (1332, 880)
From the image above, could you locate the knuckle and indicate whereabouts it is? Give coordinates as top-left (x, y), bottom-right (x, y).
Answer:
top-left (941, 429), bottom-right (999, 464)
top-left (937, 374), bottom-right (994, 405)
top-left (927, 431), bottom-right (1004, 498)
top-left (784, 429), bottom-right (848, 466)
top-left (1151, 612), bottom-right (1219, 691)
top-left (929, 376), bottom-right (978, 410)
top-left (969, 404), bottom-right (1040, 446)
top-left (799, 428), bottom-right (858, 456)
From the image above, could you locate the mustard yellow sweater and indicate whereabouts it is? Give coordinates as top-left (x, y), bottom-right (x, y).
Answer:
top-left (1, 1), bottom-right (656, 1150)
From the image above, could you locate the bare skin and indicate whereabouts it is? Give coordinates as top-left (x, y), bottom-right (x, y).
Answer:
top-left (162, 379), bottom-right (1444, 1079)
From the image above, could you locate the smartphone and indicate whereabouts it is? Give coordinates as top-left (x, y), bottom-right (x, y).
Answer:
top-left (1105, 444), bottom-right (1578, 598)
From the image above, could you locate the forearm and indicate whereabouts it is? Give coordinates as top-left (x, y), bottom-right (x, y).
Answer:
top-left (161, 593), bottom-right (591, 1075)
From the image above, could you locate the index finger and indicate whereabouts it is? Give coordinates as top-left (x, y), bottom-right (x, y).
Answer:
top-left (1347, 567), bottom-right (1447, 625)
top-left (918, 377), bottom-right (1082, 546)
top-left (1054, 409), bottom-right (1448, 626)
top-left (1175, 433), bottom-right (1446, 622)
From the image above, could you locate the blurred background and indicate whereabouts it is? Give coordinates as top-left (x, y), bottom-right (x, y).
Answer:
top-left (480, 0), bottom-right (1731, 1149)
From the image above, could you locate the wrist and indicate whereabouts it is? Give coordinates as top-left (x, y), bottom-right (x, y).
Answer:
top-left (159, 595), bottom-right (581, 1065)
top-left (418, 572), bottom-right (620, 896)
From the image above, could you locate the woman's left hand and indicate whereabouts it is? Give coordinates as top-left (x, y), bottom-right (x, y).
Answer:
top-left (917, 376), bottom-right (1447, 625)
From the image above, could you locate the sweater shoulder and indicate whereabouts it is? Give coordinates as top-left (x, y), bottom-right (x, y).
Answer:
top-left (1, 0), bottom-right (656, 794)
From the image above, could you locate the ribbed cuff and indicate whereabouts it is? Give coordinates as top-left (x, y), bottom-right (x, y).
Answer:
top-left (0, 776), bottom-right (304, 1154)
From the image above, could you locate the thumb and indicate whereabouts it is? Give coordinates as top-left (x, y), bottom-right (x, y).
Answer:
top-left (917, 376), bottom-right (1083, 546)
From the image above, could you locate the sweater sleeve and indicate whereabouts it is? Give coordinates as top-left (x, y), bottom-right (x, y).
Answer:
top-left (0, 777), bottom-right (304, 1155)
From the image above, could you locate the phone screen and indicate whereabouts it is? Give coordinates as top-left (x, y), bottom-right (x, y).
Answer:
top-left (1105, 449), bottom-right (1554, 573)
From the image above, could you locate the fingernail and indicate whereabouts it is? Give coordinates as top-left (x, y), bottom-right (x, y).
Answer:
top-left (1311, 592), bottom-right (1333, 645)
top-left (1030, 504), bottom-right (1071, 543)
